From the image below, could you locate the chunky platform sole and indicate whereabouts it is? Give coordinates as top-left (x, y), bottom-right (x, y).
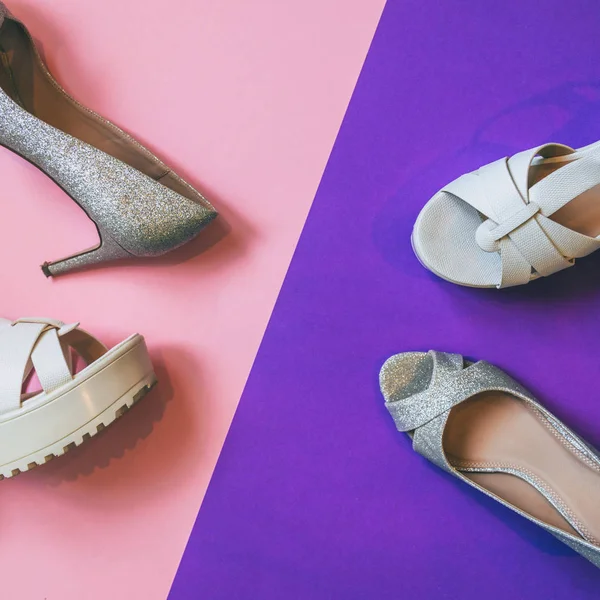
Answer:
top-left (0, 335), bottom-right (156, 478)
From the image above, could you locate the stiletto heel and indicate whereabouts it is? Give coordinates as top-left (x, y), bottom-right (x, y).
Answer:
top-left (41, 231), bottom-right (134, 277)
top-left (0, 3), bottom-right (218, 277)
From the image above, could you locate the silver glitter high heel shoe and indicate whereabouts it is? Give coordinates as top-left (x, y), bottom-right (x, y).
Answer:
top-left (0, 3), bottom-right (217, 276)
top-left (380, 350), bottom-right (600, 569)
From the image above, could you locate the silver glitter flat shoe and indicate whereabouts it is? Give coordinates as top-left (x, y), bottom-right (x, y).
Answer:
top-left (380, 350), bottom-right (600, 568)
top-left (0, 3), bottom-right (217, 276)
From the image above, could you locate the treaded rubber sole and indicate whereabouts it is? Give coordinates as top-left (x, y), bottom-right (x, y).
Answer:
top-left (0, 372), bottom-right (157, 479)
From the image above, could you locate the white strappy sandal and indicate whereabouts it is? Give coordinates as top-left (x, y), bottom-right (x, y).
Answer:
top-left (0, 317), bottom-right (156, 478)
top-left (412, 141), bottom-right (600, 288)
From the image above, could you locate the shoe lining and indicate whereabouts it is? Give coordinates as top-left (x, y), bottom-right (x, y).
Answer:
top-left (444, 392), bottom-right (600, 545)
top-left (0, 18), bottom-right (199, 202)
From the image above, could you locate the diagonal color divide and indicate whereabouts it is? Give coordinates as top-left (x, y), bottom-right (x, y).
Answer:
top-left (169, 0), bottom-right (600, 597)
top-left (0, 1), bottom-right (385, 599)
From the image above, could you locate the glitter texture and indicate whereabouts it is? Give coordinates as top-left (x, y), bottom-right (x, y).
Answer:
top-left (0, 4), bottom-right (217, 275)
top-left (379, 349), bottom-right (600, 568)
top-left (383, 351), bottom-right (530, 432)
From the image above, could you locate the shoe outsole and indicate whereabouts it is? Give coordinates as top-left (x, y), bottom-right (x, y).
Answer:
top-left (0, 373), bottom-right (157, 480)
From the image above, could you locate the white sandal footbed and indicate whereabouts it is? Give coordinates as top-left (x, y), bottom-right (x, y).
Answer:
top-left (412, 141), bottom-right (600, 288)
top-left (0, 318), bottom-right (156, 478)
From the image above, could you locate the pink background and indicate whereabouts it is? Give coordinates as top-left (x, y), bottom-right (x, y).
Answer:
top-left (0, 0), bottom-right (384, 598)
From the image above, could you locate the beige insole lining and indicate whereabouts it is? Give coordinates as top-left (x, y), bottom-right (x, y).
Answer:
top-left (444, 393), bottom-right (600, 544)
top-left (0, 19), bottom-right (201, 202)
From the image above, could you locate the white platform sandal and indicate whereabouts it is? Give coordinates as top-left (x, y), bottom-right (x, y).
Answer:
top-left (412, 142), bottom-right (600, 288)
top-left (0, 317), bottom-right (156, 478)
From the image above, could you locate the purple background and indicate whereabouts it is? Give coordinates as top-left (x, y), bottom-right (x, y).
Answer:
top-left (170, 1), bottom-right (600, 597)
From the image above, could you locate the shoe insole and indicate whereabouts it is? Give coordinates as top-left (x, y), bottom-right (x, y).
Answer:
top-left (0, 20), bottom-right (204, 204)
top-left (530, 159), bottom-right (600, 238)
top-left (551, 184), bottom-right (600, 238)
top-left (444, 392), bottom-right (600, 544)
